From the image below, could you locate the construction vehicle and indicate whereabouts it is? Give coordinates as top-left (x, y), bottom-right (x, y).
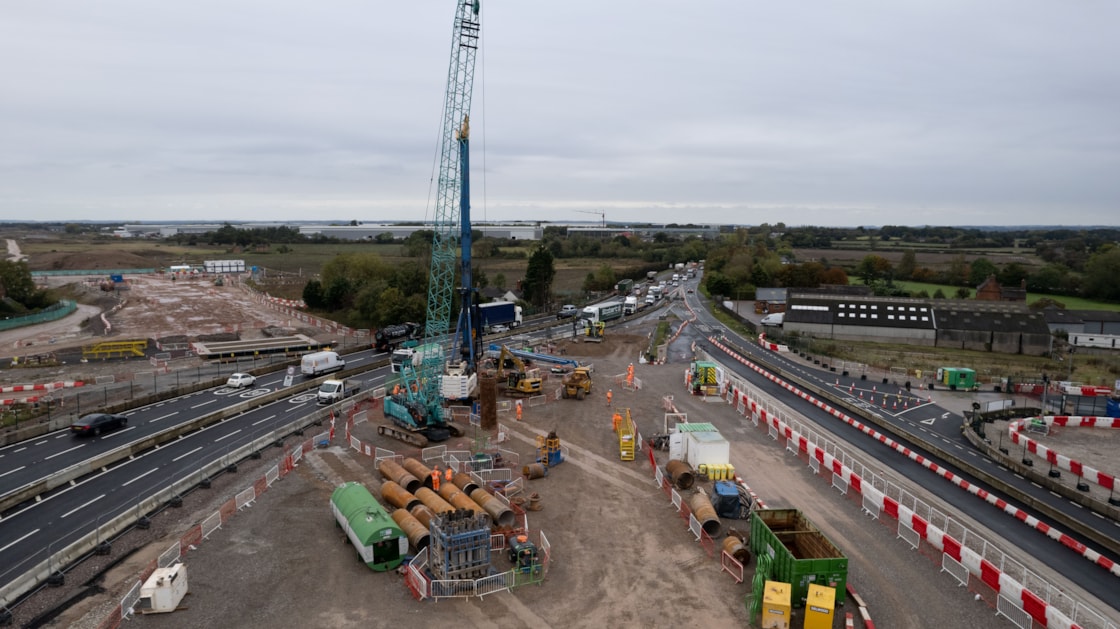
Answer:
top-left (317, 378), bottom-right (362, 405)
top-left (561, 366), bottom-right (593, 400)
top-left (688, 360), bottom-right (719, 395)
top-left (380, 0), bottom-right (480, 448)
top-left (495, 346), bottom-right (543, 397)
top-left (583, 320), bottom-right (605, 342)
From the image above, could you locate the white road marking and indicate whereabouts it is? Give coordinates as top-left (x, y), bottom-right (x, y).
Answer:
top-left (100, 426), bottom-right (136, 439)
top-left (0, 465), bottom-right (27, 479)
top-left (45, 443), bottom-right (87, 460)
top-left (191, 400), bottom-right (217, 410)
top-left (122, 468), bottom-right (160, 487)
top-left (252, 414), bottom-right (276, 426)
top-left (148, 411), bottom-right (179, 423)
top-left (61, 493), bottom-right (106, 519)
top-left (0, 528), bottom-right (40, 553)
top-left (172, 446), bottom-right (203, 462)
top-left (34, 440), bottom-right (48, 446)
top-left (215, 429), bottom-right (242, 442)
top-left (1069, 501), bottom-right (1083, 509)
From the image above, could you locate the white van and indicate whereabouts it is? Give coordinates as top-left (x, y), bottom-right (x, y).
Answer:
top-left (760, 313), bottom-right (785, 327)
top-left (301, 351), bottom-right (345, 377)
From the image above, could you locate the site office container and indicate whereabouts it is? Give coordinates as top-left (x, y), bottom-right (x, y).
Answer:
top-left (750, 509), bottom-right (848, 607)
top-left (936, 367), bottom-right (977, 390)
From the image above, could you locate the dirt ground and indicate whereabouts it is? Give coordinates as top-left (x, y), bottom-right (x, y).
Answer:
top-left (2, 248), bottom-right (1103, 627)
top-left (24, 327), bottom-right (1016, 629)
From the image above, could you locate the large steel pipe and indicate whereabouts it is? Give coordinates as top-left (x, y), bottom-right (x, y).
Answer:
top-left (380, 480), bottom-right (421, 511)
top-left (688, 493), bottom-right (722, 537)
top-left (409, 504), bottom-right (435, 529)
top-left (392, 509), bottom-right (431, 551)
top-left (402, 457), bottom-right (435, 489)
top-left (522, 463), bottom-right (548, 480)
top-left (664, 459), bottom-right (694, 490)
top-left (452, 471), bottom-right (479, 495)
top-left (414, 487), bottom-right (454, 514)
top-left (721, 535), bottom-right (750, 565)
top-left (438, 483), bottom-right (487, 517)
top-left (378, 459), bottom-right (423, 493)
top-left (469, 488), bottom-right (514, 528)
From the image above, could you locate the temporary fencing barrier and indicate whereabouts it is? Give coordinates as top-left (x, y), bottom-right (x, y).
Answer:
top-left (707, 336), bottom-right (1118, 629)
top-left (404, 530), bottom-right (550, 602)
top-left (1008, 416), bottom-right (1120, 493)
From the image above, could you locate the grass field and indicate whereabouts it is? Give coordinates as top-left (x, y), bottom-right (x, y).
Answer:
top-left (858, 279), bottom-right (1119, 311)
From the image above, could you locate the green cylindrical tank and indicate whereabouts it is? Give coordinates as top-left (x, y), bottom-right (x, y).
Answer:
top-left (330, 482), bottom-right (408, 572)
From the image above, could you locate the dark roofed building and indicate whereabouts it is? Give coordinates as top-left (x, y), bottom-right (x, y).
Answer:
top-left (785, 292), bottom-right (937, 346)
top-left (975, 275), bottom-right (1026, 302)
top-left (933, 301), bottom-right (1050, 354)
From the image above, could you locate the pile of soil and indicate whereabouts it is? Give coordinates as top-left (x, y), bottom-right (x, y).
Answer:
top-left (29, 250), bottom-right (158, 272)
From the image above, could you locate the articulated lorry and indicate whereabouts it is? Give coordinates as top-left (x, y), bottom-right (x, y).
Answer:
top-left (478, 301), bottom-right (523, 331)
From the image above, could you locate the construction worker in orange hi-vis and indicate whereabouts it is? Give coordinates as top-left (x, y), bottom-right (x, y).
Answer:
top-left (431, 465), bottom-right (441, 491)
top-left (612, 411), bottom-right (622, 432)
top-left (444, 466), bottom-right (453, 483)
top-left (516, 400), bottom-right (523, 421)
top-left (607, 389), bottom-right (613, 407)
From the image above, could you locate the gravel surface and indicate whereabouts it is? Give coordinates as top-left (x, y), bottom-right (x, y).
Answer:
top-left (24, 325), bottom-right (1020, 629)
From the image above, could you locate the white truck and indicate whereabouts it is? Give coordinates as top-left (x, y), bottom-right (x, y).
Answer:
top-left (317, 378), bottom-right (362, 404)
top-left (623, 295), bottom-right (639, 315)
top-left (390, 343), bottom-right (443, 374)
top-left (301, 351), bottom-right (345, 377)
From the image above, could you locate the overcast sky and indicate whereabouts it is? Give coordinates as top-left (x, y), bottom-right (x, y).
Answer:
top-left (2, 1), bottom-right (1118, 227)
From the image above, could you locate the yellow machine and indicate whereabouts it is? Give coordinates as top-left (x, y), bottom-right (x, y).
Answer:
top-left (561, 366), bottom-right (593, 400)
top-left (585, 321), bottom-right (605, 342)
top-left (496, 347), bottom-right (543, 397)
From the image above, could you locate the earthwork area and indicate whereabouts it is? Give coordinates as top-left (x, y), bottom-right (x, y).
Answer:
top-left (31, 324), bottom-right (1007, 629)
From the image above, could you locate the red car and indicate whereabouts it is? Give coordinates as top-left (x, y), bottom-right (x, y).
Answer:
top-left (71, 413), bottom-right (129, 437)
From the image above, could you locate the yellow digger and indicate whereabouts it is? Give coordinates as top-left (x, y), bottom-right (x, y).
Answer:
top-left (561, 366), bottom-right (593, 400)
top-left (496, 346), bottom-right (543, 397)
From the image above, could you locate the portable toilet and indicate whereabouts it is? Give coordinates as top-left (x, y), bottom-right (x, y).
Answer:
top-left (761, 580), bottom-right (791, 629)
top-left (803, 583), bottom-right (835, 629)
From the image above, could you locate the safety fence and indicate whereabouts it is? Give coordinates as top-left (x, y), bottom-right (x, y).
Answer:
top-left (404, 530), bottom-right (552, 601)
top-left (0, 300), bottom-right (77, 332)
top-left (1008, 416), bottom-right (1120, 495)
top-left (87, 430), bottom-right (323, 629)
top-left (708, 337), bottom-right (1118, 629)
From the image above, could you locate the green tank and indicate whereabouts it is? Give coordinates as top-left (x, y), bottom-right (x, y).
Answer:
top-left (330, 482), bottom-right (408, 572)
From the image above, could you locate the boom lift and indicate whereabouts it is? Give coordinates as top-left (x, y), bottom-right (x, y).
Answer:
top-left (381, 0), bottom-right (481, 447)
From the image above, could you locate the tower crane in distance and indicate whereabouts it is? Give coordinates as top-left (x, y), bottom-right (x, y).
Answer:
top-left (381, 0), bottom-right (481, 447)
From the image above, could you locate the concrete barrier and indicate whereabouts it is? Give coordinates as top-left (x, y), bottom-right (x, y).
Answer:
top-left (0, 406), bottom-right (328, 608)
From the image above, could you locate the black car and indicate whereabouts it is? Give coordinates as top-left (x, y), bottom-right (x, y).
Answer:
top-left (71, 413), bottom-right (128, 437)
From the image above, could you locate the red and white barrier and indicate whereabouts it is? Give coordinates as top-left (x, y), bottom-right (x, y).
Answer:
top-left (1009, 416), bottom-right (1120, 492)
top-left (0, 381), bottom-right (84, 394)
top-left (756, 333), bottom-right (789, 353)
top-left (709, 336), bottom-right (1118, 629)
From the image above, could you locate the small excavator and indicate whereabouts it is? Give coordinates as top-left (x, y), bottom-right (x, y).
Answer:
top-left (496, 346), bottom-right (543, 397)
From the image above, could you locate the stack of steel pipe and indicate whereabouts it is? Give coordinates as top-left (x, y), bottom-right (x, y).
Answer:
top-left (664, 459), bottom-right (694, 490)
top-left (379, 480), bottom-right (421, 511)
top-left (438, 483), bottom-right (487, 517)
top-left (402, 457), bottom-right (435, 489)
top-left (688, 492), bottom-right (722, 537)
top-left (469, 487), bottom-right (515, 528)
top-left (414, 486), bottom-right (455, 514)
top-left (378, 459), bottom-right (423, 493)
top-left (392, 508), bottom-right (431, 551)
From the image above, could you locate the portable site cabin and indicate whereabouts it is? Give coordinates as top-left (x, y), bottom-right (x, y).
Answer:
top-left (936, 367), bottom-right (976, 390)
top-left (330, 482), bottom-right (408, 572)
top-left (668, 423), bottom-right (730, 470)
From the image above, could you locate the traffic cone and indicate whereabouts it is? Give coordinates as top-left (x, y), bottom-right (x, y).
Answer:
top-left (872, 386), bottom-right (877, 393)
top-left (849, 384), bottom-right (854, 393)
top-left (859, 391), bottom-right (864, 399)
top-left (892, 401), bottom-right (897, 410)
top-left (903, 399), bottom-right (909, 409)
